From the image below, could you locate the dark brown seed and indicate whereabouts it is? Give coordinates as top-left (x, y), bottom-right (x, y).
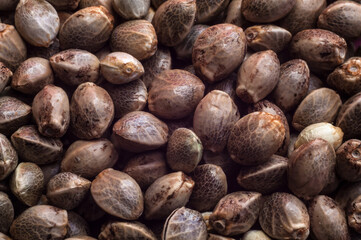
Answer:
top-left (67, 211), bottom-right (90, 238)
top-left (335, 182), bottom-right (361, 210)
top-left (0, 191), bottom-right (14, 233)
top-left (209, 191), bottom-right (262, 236)
top-left (0, 62), bottom-right (12, 93)
top-left (99, 221), bottom-right (157, 240)
top-left (0, 133), bottom-right (18, 180)
top-left (196, 0), bottom-right (230, 23)
top-left (307, 73), bottom-right (325, 94)
top-left (46, 0), bottom-right (81, 10)
top-left (336, 92), bottom-right (361, 140)
top-left (259, 192), bottom-right (310, 240)
top-left (112, 0), bottom-right (150, 19)
top-left (347, 195), bottom-right (361, 234)
top-left (336, 139), bottom-right (361, 182)
top-left (225, 0), bottom-right (244, 27)
top-left (41, 161), bottom-right (61, 186)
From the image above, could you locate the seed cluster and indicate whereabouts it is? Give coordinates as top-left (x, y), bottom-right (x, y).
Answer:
top-left (0, 0), bottom-right (361, 239)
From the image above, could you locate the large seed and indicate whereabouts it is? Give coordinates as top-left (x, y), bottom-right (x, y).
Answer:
top-left (0, 133), bottom-right (18, 180)
top-left (336, 139), bottom-right (361, 182)
top-left (112, 0), bottom-right (150, 19)
top-left (336, 92), bottom-right (361, 140)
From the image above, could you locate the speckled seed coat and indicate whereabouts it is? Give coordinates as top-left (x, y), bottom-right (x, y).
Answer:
top-left (336, 92), bottom-right (361, 140)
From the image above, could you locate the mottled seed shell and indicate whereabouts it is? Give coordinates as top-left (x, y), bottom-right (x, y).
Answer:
top-left (225, 0), bottom-right (244, 27)
top-left (271, 59), bottom-right (310, 112)
top-left (174, 24), bottom-right (208, 61)
top-left (327, 57), bottom-right (361, 96)
top-left (309, 195), bottom-right (350, 240)
top-left (242, 230), bottom-right (271, 240)
top-left (15, 0), bottom-right (59, 47)
top-left (163, 207), bottom-right (207, 240)
top-left (66, 237), bottom-right (97, 240)
top-left (279, 0), bottom-right (326, 34)
top-left (245, 25), bottom-right (292, 53)
top-left (32, 84), bottom-right (70, 138)
top-left (41, 161), bottom-right (60, 186)
top-left (110, 20), bottom-right (157, 61)
top-left (294, 122), bottom-right (344, 150)
top-left (0, 96), bottom-right (31, 136)
top-left (61, 139), bottom-right (118, 179)
top-left (46, 0), bottom-right (81, 10)
top-left (210, 191), bottom-right (262, 236)
top-left (144, 171), bottom-right (195, 220)
top-left (0, 62), bottom-right (12, 93)
top-left (103, 80), bottom-right (147, 119)
top-left (0, 192), bottom-right (14, 233)
top-left (148, 69), bottom-right (205, 120)
top-left (318, 1), bottom-right (361, 39)
top-left (11, 57), bottom-right (54, 95)
top-left (59, 6), bottom-right (114, 52)
top-left (112, 0), bottom-right (150, 19)
top-left (50, 49), bottom-right (100, 86)
top-left (70, 82), bottom-right (114, 140)
top-left (10, 162), bottom-right (44, 206)
top-left (347, 195), bottom-right (361, 234)
top-left (100, 52), bottom-right (144, 85)
top-left (336, 92), bottom-right (361, 140)
top-left (242, 0), bottom-right (296, 23)
top-left (196, 0), bottom-right (230, 23)
top-left (0, 133), bottom-right (18, 180)
top-left (112, 111), bottom-right (168, 152)
top-left (67, 211), bottom-right (90, 238)
top-left (288, 138), bottom-right (336, 200)
top-left (188, 164), bottom-right (227, 212)
top-left (141, 45), bottom-right (172, 88)
top-left (47, 172), bottom-right (91, 210)
top-left (307, 73), bottom-right (324, 94)
top-left (292, 88), bottom-right (342, 131)
top-left (27, 38), bottom-right (60, 60)
top-left (99, 221), bottom-right (157, 240)
top-left (79, 0), bottom-right (114, 15)
top-left (236, 50), bottom-right (280, 103)
top-left (228, 111), bottom-right (285, 166)
top-left (11, 125), bottom-right (63, 165)
top-left (91, 168), bottom-right (144, 220)
top-left (152, 0), bottom-right (196, 46)
top-left (194, 90), bottom-right (240, 153)
top-left (290, 29), bottom-right (347, 72)
top-left (259, 192), bottom-right (310, 240)
top-left (336, 139), bottom-right (361, 183)
top-left (0, 23), bottom-right (26, 71)
top-left (123, 150), bottom-right (168, 190)
top-left (10, 205), bottom-right (68, 240)
top-left (193, 23), bottom-right (247, 83)
top-left (237, 155), bottom-right (288, 194)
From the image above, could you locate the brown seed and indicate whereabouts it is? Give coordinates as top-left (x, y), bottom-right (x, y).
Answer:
top-left (67, 211), bottom-right (90, 238)
top-left (162, 207), bottom-right (207, 240)
top-left (144, 171), bottom-right (194, 220)
top-left (188, 164), bottom-right (227, 212)
top-left (123, 150), bottom-right (168, 190)
top-left (32, 84), bottom-right (70, 138)
top-left (41, 160), bottom-right (61, 186)
top-left (11, 125), bottom-right (63, 165)
top-left (0, 133), bottom-right (18, 181)
top-left (193, 23), bottom-right (247, 83)
top-left (0, 96), bottom-right (31, 136)
top-left (245, 25), bottom-right (292, 53)
top-left (318, 1), bottom-right (361, 39)
top-left (227, 111), bottom-right (285, 166)
top-left (336, 92), bottom-right (361, 140)
top-left (242, 230), bottom-right (271, 240)
top-left (288, 138), bottom-right (336, 200)
top-left (10, 205), bottom-right (68, 240)
top-left (79, 0), bottom-right (114, 15)
top-left (91, 168), bottom-right (144, 220)
top-left (336, 139), bottom-right (361, 182)
top-left (0, 191), bottom-right (14, 233)
top-left (210, 191), bottom-right (262, 236)
top-left (50, 49), bottom-right (100, 86)
top-left (307, 73), bottom-right (325, 94)
top-left (46, 0), bottom-right (81, 10)
top-left (206, 72), bottom-right (238, 101)
top-left (259, 192), bottom-right (310, 240)
top-left (278, 0), bottom-right (326, 34)
top-left (194, 90), bottom-right (240, 153)
top-left (166, 128), bottom-right (203, 173)
top-left (11, 57), bottom-right (54, 95)
top-left (10, 162), bottom-right (44, 206)
top-left (271, 59), bottom-right (310, 112)
top-left (347, 195), bottom-right (361, 234)
top-left (99, 221), bottom-right (157, 240)
top-left (292, 88), bottom-right (342, 131)
top-left (196, 0), bottom-right (230, 23)
top-left (76, 193), bottom-right (106, 222)
top-left (27, 38), bottom-right (60, 60)
top-left (225, 0), bottom-right (244, 27)
top-left (236, 50), bottom-right (280, 103)
top-left (237, 155), bottom-right (288, 194)
top-left (15, 0), bottom-right (60, 47)
top-left (70, 82), bottom-right (114, 140)
top-left (59, 6), bottom-right (114, 52)
top-left (309, 195), bottom-right (350, 240)
top-left (103, 79), bottom-right (147, 119)
top-left (0, 62), bottom-right (12, 93)
top-left (61, 138), bottom-right (118, 179)
top-left (0, 23), bottom-right (27, 70)
top-left (242, 0), bottom-right (296, 23)
top-left (110, 20), bottom-right (157, 61)
top-left (290, 29), bottom-right (347, 72)
top-left (112, 111), bottom-right (168, 152)
top-left (148, 69), bottom-right (205, 120)
top-left (47, 172), bottom-right (91, 210)
top-left (327, 57), bottom-right (361, 96)
top-left (335, 182), bottom-right (361, 210)
top-left (152, 0), bottom-right (196, 46)
top-left (112, 0), bottom-right (150, 19)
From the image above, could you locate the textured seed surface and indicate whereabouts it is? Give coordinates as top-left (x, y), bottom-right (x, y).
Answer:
top-left (91, 168), bottom-right (144, 220)
top-left (99, 221), bottom-right (157, 240)
top-left (336, 139), bottom-right (361, 182)
top-left (112, 0), bottom-right (150, 19)
top-left (67, 211), bottom-right (90, 238)
top-left (0, 62), bottom-right (12, 93)
top-left (0, 191), bottom-right (14, 233)
top-left (0, 133), bottom-right (18, 180)
top-left (347, 195), bottom-right (361, 234)
top-left (336, 92), bottom-right (361, 140)
top-left (196, 0), bottom-right (230, 23)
